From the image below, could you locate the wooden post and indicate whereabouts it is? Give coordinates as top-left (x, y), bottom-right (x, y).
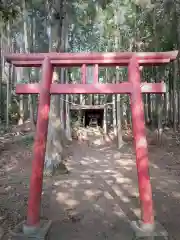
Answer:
top-left (128, 56), bottom-right (154, 225)
top-left (26, 58), bottom-right (53, 226)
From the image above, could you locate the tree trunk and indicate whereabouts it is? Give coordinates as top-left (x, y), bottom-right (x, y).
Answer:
top-left (112, 75), bottom-right (117, 136)
top-left (0, 32), bottom-right (2, 123)
top-left (173, 60), bottom-right (178, 132)
top-left (87, 66), bottom-right (93, 105)
top-left (178, 92), bottom-right (180, 128)
top-left (44, 0), bottom-right (68, 175)
top-left (103, 105), bottom-right (107, 134)
top-left (6, 62), bottom-right (10, 127)
top-left (64, 17), bottom-right (72, 140)
top-left (168, 73), bottom-right (172, 126)
top-left (6, 21), bottom-right (11, 128)
top-left (22, 0), bottom-right (35, 127)
top-left (17, 68), bottom-right (24, 125)
top-left (116, 67), bottom-right (123, 148)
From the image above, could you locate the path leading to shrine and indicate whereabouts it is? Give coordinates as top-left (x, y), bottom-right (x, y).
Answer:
top-left (0, 131), bottom-right (180, 239)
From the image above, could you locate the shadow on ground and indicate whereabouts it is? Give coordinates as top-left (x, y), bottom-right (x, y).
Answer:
top-left (1, 138), bottom-right (180, 239)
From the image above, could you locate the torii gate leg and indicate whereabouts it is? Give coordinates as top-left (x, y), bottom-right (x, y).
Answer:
top-left (129, 57), bottom-right (167, 238)
top-left (129, 56), bottom-right (154, 226)
top-left (23, 57), bottom-right (53, 235)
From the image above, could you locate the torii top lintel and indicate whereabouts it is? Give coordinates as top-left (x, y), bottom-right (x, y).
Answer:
top-left (4, 50), bottom-right (178, 67)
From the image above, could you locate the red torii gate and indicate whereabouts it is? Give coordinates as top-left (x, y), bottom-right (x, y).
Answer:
top-left (5, 51), bottom-right (178, 239)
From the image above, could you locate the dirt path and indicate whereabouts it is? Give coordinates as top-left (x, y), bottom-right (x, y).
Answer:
top-left (47, 141), bottom-right (180, 240)
top-left (1, 136), bottom-right (180, 239)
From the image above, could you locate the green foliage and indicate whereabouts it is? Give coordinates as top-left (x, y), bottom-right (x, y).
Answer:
top-left (0, 1), bottom-right (19, 22)
top-left (1, 0), bottom-right (180, 130)
top-left (21, 134), bottom-right (34, 147)
top-left (8, 100), bottom-right (20, 124)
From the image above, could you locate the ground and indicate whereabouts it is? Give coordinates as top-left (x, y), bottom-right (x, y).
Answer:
top-left (0, 128), bottom-right (180, 239)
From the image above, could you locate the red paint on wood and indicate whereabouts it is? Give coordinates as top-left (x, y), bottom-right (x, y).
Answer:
top-left (94, 64), bottom-right (99, 84)
top-left (11, 58), bottom-right (171, 67)
top-left (50, 83), bottom-right (132, 94)
top-left (12, 61), bottom-right (42, 67)
top-left (81, 64), bottom-right (86, 84)
top-left (16, 82), bottom-right (166, 95)
top-left (140, 82), bottom-right (166, 93)
top-left (4, 50), bottom-right (178, 62)
top-left (26, 58), bottom-right (53, 226)
top-left (128, 57), bottom-right (154, 224)
top-left (16, 83), bottom-right (40, 94)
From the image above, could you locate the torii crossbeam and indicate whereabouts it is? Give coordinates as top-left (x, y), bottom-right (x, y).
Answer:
top-left (5, 50), bottom-right (178, 239)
